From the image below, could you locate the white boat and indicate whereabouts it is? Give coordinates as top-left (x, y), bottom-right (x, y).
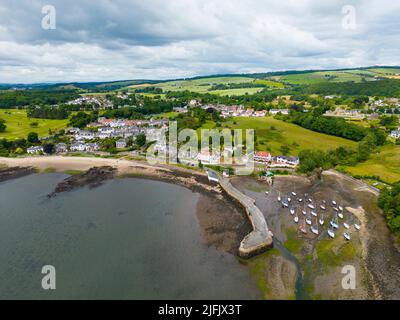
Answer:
top-left (300, 221), bottom-right (307, 234)
top-left (344, 232), bottom-right (351, 241)
top-left (311, 211), bottom-right (317, 217)
top-left (308, 198), bottom-right (313, 203)
top-left (338, 212), bottom-right (344, 219)
top-left (319, 215), bottom-right (325, 226)
top-left (308, 204), bottom-right (315, 210)
top-left (311, 225), bottom-right (319, 235)
top-left (328, 229), bottom-right (335, 238)
top-left (332, 200), bottom-right (337, 205)
top-left (330, 220), bottom-right (339, 229)
top-left (354, 224), bottom-right (361, 231)
top-left (333, 207), bottom-right (339, 212)
top-left (339, 206), bottom-right (343, 211)
top-left (292, 192), bottom-right (297, 196)
top-left (282, 202), bottom-right (289, 208)
top-left (306, 217), bottom-right (312, 225)
top-left (288, 197), bottom-right (291, 203)
top-left (265, 191), bottom-right (269, 195)
top-left (344, 223), bottom-right (350, 229)
top-left (302, 210), bottom-right (307, 215)
top-left (298, 198), bottom-right (303, 202)
top-left (294, 215), bottom-right (299, 223)
top-left (290, 208), bottom-right (295, 215)
top-left (320, 205), bottom-right (326, 210)
top-left (277, 191), bottom-right (281, 202)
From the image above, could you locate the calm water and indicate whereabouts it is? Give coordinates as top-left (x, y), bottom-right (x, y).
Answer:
top-left (0, 174), bottom-right (260, 299)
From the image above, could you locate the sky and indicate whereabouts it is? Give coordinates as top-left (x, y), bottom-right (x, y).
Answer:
top-left (0, 0), bottom-right (399, 83)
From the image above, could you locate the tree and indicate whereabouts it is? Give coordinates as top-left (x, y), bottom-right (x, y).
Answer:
top-left (136, 134), bottom-right (146, 148)
top-left (43, 143), bottom-right (55, 154)
top-left (27, 132), bottom-right (39, 144)
top-left (0, 119), bottom-right (6, 132)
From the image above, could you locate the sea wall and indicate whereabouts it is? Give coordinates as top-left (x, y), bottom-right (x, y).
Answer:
top-left (219, 176), bottom-right (273, 258)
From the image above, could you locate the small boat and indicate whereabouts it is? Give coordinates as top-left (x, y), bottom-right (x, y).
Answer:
top-left (320, 205), bottom-right (326, 210)
top-left (298, 198), bottom-right (303, 202)
top-left (343, 232), bottom-right (351, 241)
top-left (333, 207), bottom-right (339, 212)
top-left (292, 192), bottom-right (297, 196)
top-left (339, 206), bottom-right (343, 211)
top-left (328, 228), bottom-right (335, 238)
top-left (319, 215), bottom-right (325, 226)
top-left (288, 197), bottom-right (291, 203)
top-left (277, 191), bottom-right (281, 202)
top-left (330, 220), bottom-right (339, 229)
top-left (311, 225), bottom-right (319, 235)
top-left (290, 208), bottom-right (295, 215)
top-left (343, 223), bottom-right (350, 229)
top-left (294, 215), bottom-right (299, 223)
top-left (332, 200), bottom-right (337, 206)
top-left (354, 224), bottom-right (361, 231)
top-left (308, 198), bottom-right (313, 203)
top-left (300, 220), bottom-right (307, 234)
top-left (308, 204), bottom-right (315, 210)
top-left (306, 217), bottom-right (312, 225)
top-left (282, 202), bottom-right (289, 208)
top-left (311, 211), bottom-right (317, 217)
top-left (265, 191), bottom-right (269, 195)
top-left (338, 212), bottom-right (344, 219)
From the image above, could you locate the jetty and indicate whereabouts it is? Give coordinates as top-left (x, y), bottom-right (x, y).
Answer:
top-left (218, 174), bottom-right (273, 258)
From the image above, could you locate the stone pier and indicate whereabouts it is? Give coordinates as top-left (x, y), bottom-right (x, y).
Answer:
top-left (219, 176), bottom-right (273, 258)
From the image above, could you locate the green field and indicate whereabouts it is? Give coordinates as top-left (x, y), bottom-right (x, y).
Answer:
top-left (344, 145), bottom-right (400, 184)
top-left (201, 116), bottom-right (357, 155)
top-left (0, 109), bottom-right (69, 139)
top-left (126, 76), bottom-right (286, 96)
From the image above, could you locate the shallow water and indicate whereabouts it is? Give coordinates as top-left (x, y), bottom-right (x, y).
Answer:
top-left (0, 174), bottom-right (260, 299)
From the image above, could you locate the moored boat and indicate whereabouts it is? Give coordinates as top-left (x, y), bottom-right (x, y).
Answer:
top-left (354, 224), bottom-right (361, 231)
top-left (344, 222), bottom-right (350, 229)
top-left (328, 228), bottom-right (335, 238)
top-left (343, 232), bottom-right (351, 241)
top-left (311, 211), bottom-right (317, 217)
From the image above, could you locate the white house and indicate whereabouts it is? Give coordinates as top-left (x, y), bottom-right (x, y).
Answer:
top-left (55, 143), bottom-right (68, 153)
top-left (390, 128), bottom-right (400, 139)
top-left (269, 109), bottom-right (289, 115)
top-left (197, 149), bottom-right (221, 165)
top-left (27, 146), bottom-right (44, 154)
top-left (116, 139), bottom-right (127, 149)
top-left (254, 151), bottom-right (272, 163)
top-left (75, 130), bottom-right (95, 141)
top-left (274, 155), bottom-right (300, 167)
top-left (70, 142), bottom-right (86, 152)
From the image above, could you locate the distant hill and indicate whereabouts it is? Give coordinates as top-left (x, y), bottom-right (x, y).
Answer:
top-left (1, 66), bottom-right (399, 93)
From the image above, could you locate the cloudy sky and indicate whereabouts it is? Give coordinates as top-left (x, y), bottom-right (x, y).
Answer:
top-left (0, 0), bottom-right (399, 83)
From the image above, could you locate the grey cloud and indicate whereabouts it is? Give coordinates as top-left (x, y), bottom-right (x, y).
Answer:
top-left (0, 0), bottom-right (399, 83)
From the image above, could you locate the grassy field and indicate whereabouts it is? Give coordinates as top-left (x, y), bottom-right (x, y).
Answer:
top-left (126, 76), bottom-right (286, 96)
top-left (344, 145), bottom-right (400, 184)
top-left (0, 109), bottom-right (70, 139)
top-left (201, 116), bottom-right (357, 155)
